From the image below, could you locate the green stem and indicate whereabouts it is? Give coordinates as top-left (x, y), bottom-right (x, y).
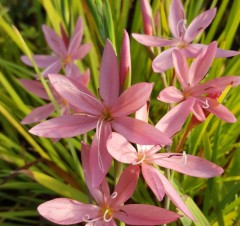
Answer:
top-left (114, 159), bottom-right (123, 185)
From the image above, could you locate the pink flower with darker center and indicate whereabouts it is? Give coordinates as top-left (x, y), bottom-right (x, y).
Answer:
top-left (21, 17), bottom-right (91, 78)
top-left (37, 143), bottom-right (181, 226)
top-left (158, 41), bottom-right (240, 123)
top-left (132, 0), bottom-right (239, 73)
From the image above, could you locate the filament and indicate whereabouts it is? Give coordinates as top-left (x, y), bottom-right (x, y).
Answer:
top-left (176, 19), bottom-right (187, 37)
top-left (96, 117), bottom-right (105, 172)
top-left (103, 209), bottom-right (113, 222)
top-left (132, 151), bottom-right (146, 165)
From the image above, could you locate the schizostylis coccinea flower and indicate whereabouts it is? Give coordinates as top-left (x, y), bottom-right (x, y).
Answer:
top-left (37, 143), bottom-right (181, 225)
top-left (132, 0), bottom-right (239, 72)
top-left (29, 39), bottom-right (171, 187)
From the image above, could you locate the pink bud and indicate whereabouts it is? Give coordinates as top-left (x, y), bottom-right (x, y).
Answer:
top-left (140, 0), bottom-right (153, 35)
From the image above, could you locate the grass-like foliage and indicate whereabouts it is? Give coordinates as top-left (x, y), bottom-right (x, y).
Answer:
top-left (0, 0), bottom-right (240, 225)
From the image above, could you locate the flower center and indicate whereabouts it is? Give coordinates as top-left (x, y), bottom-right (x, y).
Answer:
top-left (103, 208), bottom-right (114, 222)
top-left (102, 106), bottom-right (113, 122)
top-left (132, 151), bottom-right (146, 165)
top-left (177, 41), bottom-right (188, 49)
top-left (64, 54), bottom-right (72, 64)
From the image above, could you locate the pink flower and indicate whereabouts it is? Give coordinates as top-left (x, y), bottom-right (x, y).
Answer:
top-left (132, 0), bottom-right (239, 72)
top-left (20, 70), bottom-right (89, 124)
top-left (37, 143), bottom-right (181, 225)
top-left (158, 41), bottom-right (240, 123)
top-left (107, 101), bottom-right (224, 220)
top-left (21, 17), bottom-right (91, 77)
top-left (29, 39), bottom-right (171, 187)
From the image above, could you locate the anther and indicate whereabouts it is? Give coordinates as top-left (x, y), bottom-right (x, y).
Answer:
top-left (111, 192), bottom-right (118, 199)
top-left (182, 151), bottom-right (187, 165)
top-left (82, 214), bottom-right (92, 222)
top-left (202, 99), bottom-right (209, 109)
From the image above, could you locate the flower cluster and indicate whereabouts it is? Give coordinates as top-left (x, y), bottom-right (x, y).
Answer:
top-left (20, 0), bottom-right (239, 225)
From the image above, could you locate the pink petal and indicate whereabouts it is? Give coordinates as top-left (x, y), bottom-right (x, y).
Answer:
top-left (188, 42), bottom-right (217, 86)
top-left (140, 0), bottom-right (153, 35)
top-left (157, 86), bottom-right (184, 103)
top-left (81, 142), bottom-right (111, 205)
top-left (169, 0), bottom-right (185, 39)
top-left (48, 74), bottom-right (103, 116)
top-left (72, 43), bottom-right (91, 60)
top-left (152, 48), bottom-right (175, 73)
top-left (29, 115), bottom-right (98, 138)
top-left (21, 103), bottom-right (54, 124)
top-left (191, 101), bottom-right (206, 121)
top-left (215, 48), bottom-right (240, 58)
top-left (181, 44), bottom-right (203, 58)
top-left (19, 79), bottom-right (49, 100)
top-left (120, 30), bottom-right (131, 89)
top-left (107, 132), bottom-right (138, 164)
top-left (155, 173), bottom-right (194, 220)
top-left (155, 99), bottom-right (194, 137)
top-left (70, 68), bottom-right (90, 87)
top-left (172, 49), bottom-right (189, 88)
top-left (152, 152), bottom-right (224, 178)
top-left (141, 163), bottom-right (165, 201)
top-left (109, 165), bottom-right (140, 208)
top-left (90, 121), bottom-right (113, 188)
top-left (200, 76), bottom-right (240, 95)
top-left (65, 62), bottom-right (81, 77)
top-left (112, 117), bottom-right (172, 145)
top-left (21, 55), bottom-right (58, 68)
top-left (42, 25), bottom-right (67, 56)
top-left (111, 82), bottom-right (153, 117)
top-left (115, 204), bottom-right (180, 225)
top-left (184, 8), bottom-right (216, 43)
top-left (99, 40), bottom-right (119, 106)
top-left (60, 23), bottom-right (69, 47)
top-left (206, 98), bottom-right (236, 123)
top-left (41, 60), bottom-right (62, 77)
top-left (68, 17), bottom-right (83, 54)
top-left (132, 33), bottom-right (176, 47)
top-left (135, 102), bottom-right (149, 122)
top-left (38, 198), bottom-right (100, 225)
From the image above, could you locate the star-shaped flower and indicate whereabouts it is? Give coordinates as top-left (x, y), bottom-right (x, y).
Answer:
top-left (107, 102), bottom-right (224, 220)
top-left (132, 0), bottom-right (239, 72)
top-left (158, 41), bottom-right (240, 122)
top-left (37, 143), bottom-right (181, 225)
top-left (30, 40), bottom-right (171, 187)
top-left (22, 17), bottom-right (91, 77)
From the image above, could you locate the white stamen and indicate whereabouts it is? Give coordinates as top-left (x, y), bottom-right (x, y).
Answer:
top-left (202, 99), bottom-right (209, 109)
top-left (176, 19), bottom-right (187, 37)
top-left (182, 151), bottom-right (187, 165)
top-left (132, 152), bottom-right (146, 165)
top-left (103, 210), bottom-right (113, 222)
top-left (82, 214), bottom-right (102, 223)
top-left (82, 214), bottom-right (91, 222)
top-left (111, 192), bottom-right (118, 199)
top-left (96, 118), bottom-right (105, 172)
